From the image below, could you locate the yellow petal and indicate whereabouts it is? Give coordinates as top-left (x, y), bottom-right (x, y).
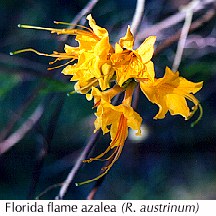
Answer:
top-left (136, 36), bottom-right (156, 63)
top-left (86, 14), bottom-right (108, 38)
top-left (64, 44), bottom-right (78, 54)
top-left (166, 94), bottom-right (190, 119)
top-left (114, 43), bottom-right (123, 54)
top-left (145, 61), bottom-right (155, 82)
top-left (119, 26), bottom-right (134, 50)
top-left (153, 97), bottom-right (168, 119)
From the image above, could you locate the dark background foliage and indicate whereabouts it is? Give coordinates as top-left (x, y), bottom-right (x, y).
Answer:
top-left (0, 0), bottom-right (215, 199)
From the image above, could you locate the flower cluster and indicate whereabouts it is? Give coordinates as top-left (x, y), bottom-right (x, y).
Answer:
top-left (13, 15), bottom-right (203, 185)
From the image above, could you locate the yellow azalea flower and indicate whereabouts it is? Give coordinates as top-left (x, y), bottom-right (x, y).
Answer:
top-left (12, 15), bottom-right (114, 93)
top-left (77, 83), bottom-right (142, 185)
top-left (139, 67), bottom-right (203, 120)
top-left (110, 26), bottom-right (156, 86)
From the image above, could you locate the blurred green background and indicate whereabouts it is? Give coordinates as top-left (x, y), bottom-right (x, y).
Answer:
top-left (0, 0), bottom-right (216, 199)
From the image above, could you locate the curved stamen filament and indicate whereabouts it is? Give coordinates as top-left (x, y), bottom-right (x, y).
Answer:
top-left (10, 48), bottom-right (77, 59)
top-left (48, 59), bottom-right (76, 70)
top-left (18, 24), bottom-right (99, 40)
top-left (190, 104), bottom-right (203, 127)
top-left (83, 146), bottom-right (119, 163)
top-left (76, 145), bottom-right (123, 186)
top-left (53, 21), bottom-right (94, 34)
top-left (182, 93), bottom-right (203, 126)
top-left (10, 48), bottom-right (50, 56)
top-left (83, 145), bottom-right (112, 163)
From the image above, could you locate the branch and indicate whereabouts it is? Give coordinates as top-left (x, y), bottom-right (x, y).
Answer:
top-left (131, 0), bottom-right (146, 36)
top-left (71, 0), bottom-right (100, 24)
top-left (185, 36), bottom-right (216, 49)
top-left (86, 159), bottom-right (110, 200)
top-left (172, 0), bottom-right (198, 71)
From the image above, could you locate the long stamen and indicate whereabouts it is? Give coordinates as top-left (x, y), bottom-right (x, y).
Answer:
top-left (11, 48), bottom-right (78, 64)
top-left (10, 48), bottom-right (49, 56)
top-left (54, 21), bottom-right (94, 33)
top-left (10, 48), bottom-right (75, 59)
top-left (18, 24), bottom-right (99, 39)
top-left (48, 59), bottom-right (76, 70)
top-left (75, 145), bottom-right (123, 186)
top-left (183, 93), bottom-right (203, 126)
top-left (190, 104), bottom-right (203, 127)
top-left (100, 147), bottom-right (119, 162)
top-left (82, 145), bottom-right (112, 163)
top-left (18, 24), bottom-right (59, 32)
top-left (83, 147), bottom-right (118, 163)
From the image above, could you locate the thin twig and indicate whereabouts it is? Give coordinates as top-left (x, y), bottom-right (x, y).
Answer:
top-left (185, 36), bottom-right (216, 49)
top-left (172, 0), bottom-right (198, 71)
top-left (71, 0), bottom-right (100, 24)
top-left (132, 83), bottom-right (140, 110)
top-left (0, 105), bottom-right (44, 154)
top-left (131, 0), bottom-right (146, 36)
top-left (154, 8), bottom-right (216, 56)
top-left (87, 186), bottom-right (100, 200)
